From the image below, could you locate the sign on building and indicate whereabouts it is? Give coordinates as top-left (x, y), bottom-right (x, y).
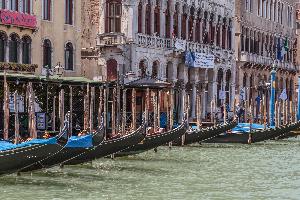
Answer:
top-left (193, 52), bottom-right (215, 68)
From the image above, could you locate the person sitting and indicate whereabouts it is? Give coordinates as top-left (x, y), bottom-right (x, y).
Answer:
top-left (78, 130), bottom-right (88, 137)
top-left (43, 131), bottom-right (51, 139)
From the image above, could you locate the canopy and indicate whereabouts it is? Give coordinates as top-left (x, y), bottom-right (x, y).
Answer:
top-left (125, 76), bottom-right (172, 89)
top-left (232, 123), bottom-right (275, 133)
top-left (65, 135), bottom-right (93, 148)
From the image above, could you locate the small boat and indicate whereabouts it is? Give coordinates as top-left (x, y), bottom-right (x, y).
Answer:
top-left (20, 122), bottom-right (105, 172)
top-left (173, 121), bottom-right (238, 146)
top-left (0, 117), bottom-right (70, 176)
top-left (205, 121), bottom-right (300, 144)
top-left (61, 122), bottom-right (147, 165)
top-left (115, 119), bottom-right (188, 157)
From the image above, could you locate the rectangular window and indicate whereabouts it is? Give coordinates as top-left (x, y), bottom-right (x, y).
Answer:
top-left (21, 0), bottom-right (31, 14)
top-left (65, 0), bottom-right (73, 25)
top-left (0, 0), bottom-right (5, 9)
top-left (9, 0), bottom-right (18, 11)
top-left (43, 0), bottom-right (51, 20)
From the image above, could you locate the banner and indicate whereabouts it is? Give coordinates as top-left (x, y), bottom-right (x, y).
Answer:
top-left (193, 52), bottom-right (215, 68)
top-left (174, 39), bottom-right (186, 51)
top-left (0, 9), bottom-right (37, 29)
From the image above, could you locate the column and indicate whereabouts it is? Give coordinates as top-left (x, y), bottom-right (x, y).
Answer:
top-left (177, 8), bottom-right (182, 38)
top-left (150, 3), bottom-right (155, 35)
top-left (169, 11), bottom-right (174, 37)
top-left (185, 15), bottom-right (189, 41)
top-left (199, 19), bottom-right (203, 43)
top-left (142, 5), bottom-right (146, 34)
top-left (192, 19), bottom-right (196, 42)
top-left (160, 4), bottom-right (166, 37)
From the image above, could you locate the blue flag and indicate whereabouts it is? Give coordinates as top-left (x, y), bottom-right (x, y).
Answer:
top-left (185, 51), bottom-right (195, 67)
top-left (277, 37), bottom-right (283, 61)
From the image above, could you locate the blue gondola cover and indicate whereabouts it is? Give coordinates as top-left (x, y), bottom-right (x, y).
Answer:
top-left (65, 135), bottom-right (93, 148)
top-left (0, 137), bottom-right (58, 151)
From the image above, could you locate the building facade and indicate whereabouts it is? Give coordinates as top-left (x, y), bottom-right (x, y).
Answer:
top-left (235, 0), bottom-right (298, 114)
top-left (83, 0), bottom-right (236, 120)
top-left (0, 0), bottom-right (82, 76)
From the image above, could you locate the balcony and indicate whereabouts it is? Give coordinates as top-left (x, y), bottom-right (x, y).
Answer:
top-left (0, 9), bottom-right (37, 29)
top-left (0, 62), bottom-right (38, 74)
top-left (97, 33), bottom-right (126, 47)
top-left (240, 51), bottom-right (296, 71)
top-left (136, 33), bottom-right (234, 60)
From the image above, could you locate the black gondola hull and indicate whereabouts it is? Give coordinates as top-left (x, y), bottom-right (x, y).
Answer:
top-left (205, 121), bottom-right (300, 144)
top-left (173, 122), bottom-right (237, 146)
top-left (21, 127), bottom-right (105, 172)
top-left (0, 144), bottom-right (63, 175)
top-left (63, 125), bottom-right (146, 165)
top-left (116, 122), bottom-right (187, 157)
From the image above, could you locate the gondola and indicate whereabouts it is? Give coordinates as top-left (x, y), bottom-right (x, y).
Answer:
top-left (20, 120), bottom-right (105, 172)
top-left (172, 121), bottom-right (238, 146)
top-left (61, 121), bottom-right (147, 166)
top-left (205, 121), bottom-right (300, 144)
top-left (115, 119), bottom-right (188, 157)
top-left (0, 115), bottom-right (70, 176)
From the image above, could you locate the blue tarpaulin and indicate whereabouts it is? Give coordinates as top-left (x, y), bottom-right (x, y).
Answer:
top-left (232, 123), bottom-right (275, 133)
top-left (65, 135), bottom-right (93, 148)
top-left (0, 137), bottom-right (58, 151)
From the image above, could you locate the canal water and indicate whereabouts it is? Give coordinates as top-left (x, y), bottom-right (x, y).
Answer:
top-left (1, 139), bottom-right (300, 200)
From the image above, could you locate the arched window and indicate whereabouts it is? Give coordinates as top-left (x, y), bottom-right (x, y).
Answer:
top-left (43, 39), bottom-right (52, 68)
top-left (0, 32), bottom-right (6, 62)
top-left (22, 36), bottom-right (31, 64)
top-left (107, 59), bottom-right (118, 81)
top-left (65, 0), bottom-right (74, 25)
top-left (9, 33), bottom-right (19, 63)
top-left (145, 2), bottom-right (151, 35)
top-left (241, 27), bottom-right (244, 51)
top-left (173, 8), bottom-right (178, 37)
top-left (222, 18), bottom-right (226, 49)
top-left (217, 69), bottom-right (223, 106)
top-left (152, 61), bottom-right (159, 78)
top-left (225, 70), bottom-right (231, 104)
top-left (165, 7), bottom-right (171, 38)
top-left (139, 60), bottom-right (147, 78)
top-left (138, 2), bottom-right (142, 33)
top-left (65, 42), bottom-right (74, 70)
top-left (203, 12), bottom-right (208, 44)
top-left (209, 14), bottom-right (215, 44)
top-left (181, 13), bottom-right (187, 40)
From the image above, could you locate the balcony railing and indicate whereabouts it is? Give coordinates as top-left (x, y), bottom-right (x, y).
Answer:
top-left (97, 33), bottom-right (126, 47)
top-left (136, 33), bottom-right (234, 57)
top-left (0, 62), bottom-right (38, 73)
top-left (240, 51), bottom-right (296, 70)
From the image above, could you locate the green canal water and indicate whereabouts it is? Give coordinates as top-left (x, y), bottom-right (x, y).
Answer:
top-left (1, 139), bottom-right (300, 200)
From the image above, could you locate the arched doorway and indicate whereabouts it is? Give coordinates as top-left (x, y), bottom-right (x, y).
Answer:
top-left (107, 59), bottom-right (118, 81)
